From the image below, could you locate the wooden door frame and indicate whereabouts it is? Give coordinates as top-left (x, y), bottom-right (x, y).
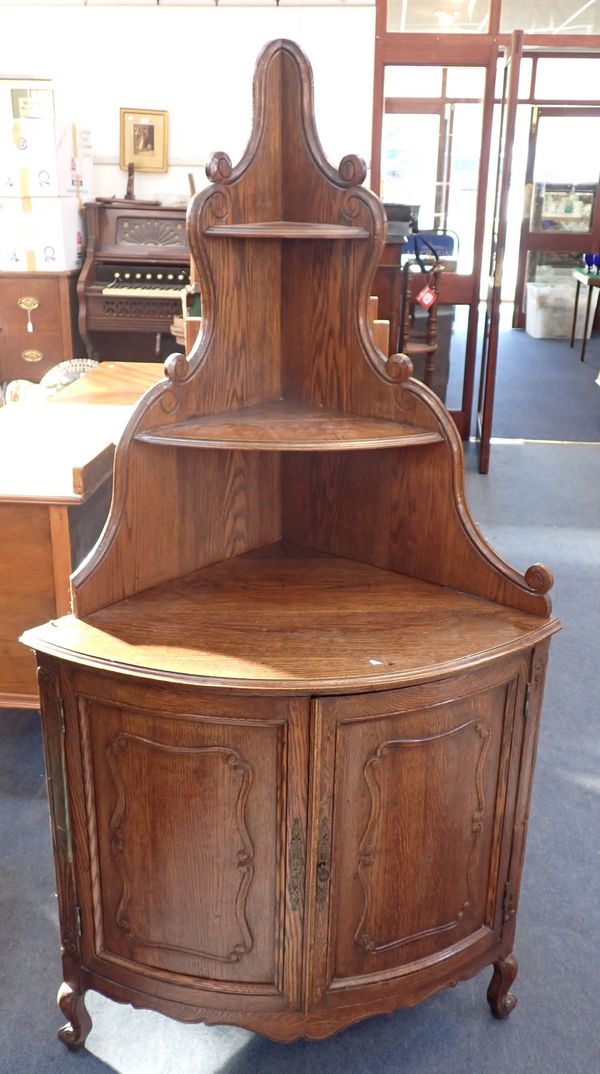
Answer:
top-left (371, 1), bottom-right (600, 443)
top-left (477, 31), bottom-right (523, 474)
top-left (371, 27), bottom-right (497, 439)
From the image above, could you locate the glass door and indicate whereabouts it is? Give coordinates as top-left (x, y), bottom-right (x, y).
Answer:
top-left (513, 107), bottom-right (600, 329)
top-left (376, 58), bottom-right (495, 438)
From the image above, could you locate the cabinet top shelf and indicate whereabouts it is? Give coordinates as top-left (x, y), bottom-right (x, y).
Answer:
top-left (23, 544), bottom-right (558, 694)
top-left (204, 221), bottom-right (370, 239)
top-left (135, 401), bottom-right (443, 451)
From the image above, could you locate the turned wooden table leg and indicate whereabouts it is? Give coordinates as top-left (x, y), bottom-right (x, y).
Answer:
top-left (57, 982), bottom-right (92, 1051)
top-left (487, 954), bottom-right (518, 1019)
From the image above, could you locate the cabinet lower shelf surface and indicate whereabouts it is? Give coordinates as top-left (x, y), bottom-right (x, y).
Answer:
top-left (26, 543), bottom-right (556, 692)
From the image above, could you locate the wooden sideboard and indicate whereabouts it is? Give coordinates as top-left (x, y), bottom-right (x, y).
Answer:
top-left (0, 271), bottom-right (84, 384)
top-left (22, 41), bottom-right (559, 1053)
top-left (0, 362), bottom-right (162, 708)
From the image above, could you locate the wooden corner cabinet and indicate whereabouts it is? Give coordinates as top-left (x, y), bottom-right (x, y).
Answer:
top-left (22, 41), bottom-right (560, 1052)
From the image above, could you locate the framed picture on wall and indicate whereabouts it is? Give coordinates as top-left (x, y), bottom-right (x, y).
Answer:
top-left (120, 108), bottom-right (168, 172)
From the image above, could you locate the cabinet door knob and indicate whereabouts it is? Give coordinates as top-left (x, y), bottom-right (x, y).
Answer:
top-left (21, 349), bottom-right (44, 362)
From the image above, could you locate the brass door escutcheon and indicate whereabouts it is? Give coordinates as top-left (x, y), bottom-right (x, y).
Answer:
top-left (17, 296), bottom-right (40, 333)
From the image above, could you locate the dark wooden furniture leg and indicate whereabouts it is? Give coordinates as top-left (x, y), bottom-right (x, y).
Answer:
top-left (570, 278), bottom-right (580, 349)
top-left (580, 285), bottom-right (593, 362)
top-left (487, 954), bottom-right (518, 1019)
top-left (57, 982), bottom-right (92, 1051)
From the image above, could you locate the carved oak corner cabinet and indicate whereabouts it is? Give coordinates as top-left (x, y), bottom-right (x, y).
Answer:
top-left (22, 40), bottom-right (559, 1052)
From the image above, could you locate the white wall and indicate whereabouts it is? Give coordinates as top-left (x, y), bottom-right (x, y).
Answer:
top-left (0, 6), bottom-right (376, 200)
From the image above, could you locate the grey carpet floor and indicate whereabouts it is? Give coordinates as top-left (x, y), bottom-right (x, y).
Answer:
top-left (1, 441), bottom-right (599, 1073)
top-left (491, 330), bottom-right (600, 442)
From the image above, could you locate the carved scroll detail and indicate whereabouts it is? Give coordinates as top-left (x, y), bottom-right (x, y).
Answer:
top-left (57, 982), bottom-right (92, 1051)
top-left (487, 954), bottom-right (518, 1019)
top-left (386, 353), bottom-right (414, 385)
top-left (164, 351), bottom-right (188, 384)
top-left (338, 154), bottom-right (367, 187)
top-left (354, 720), bottom-right (491, 954)
top-left (160, 353), bottom-right (188, 413)
top-left (106, 733), bottom-right (255, 964)
top-left (204, 185), bottom-right (232, 223)
top-left (206, 151), bottom-right (233, 184)
top-left (394, 382), bottom-right (418, 412)
top-left (524, 563), bottom-right (554, 594)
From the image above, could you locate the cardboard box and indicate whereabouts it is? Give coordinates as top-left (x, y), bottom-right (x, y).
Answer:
top-left (525, 280), bottom-right (599, 339)
top-left (0, 118), bottom-right (93, 199)
top-left (0, 197), bottom-right (85, 272)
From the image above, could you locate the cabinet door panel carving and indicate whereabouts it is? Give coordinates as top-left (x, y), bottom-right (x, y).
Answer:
top-left (354, 718), bottom-right (491, 955)
top-left (312, 671), bottom-right (522, 993)
top-left (105, 733), bottom-right (254, 965)
top-left (77, 698), bottom-right (284, 987)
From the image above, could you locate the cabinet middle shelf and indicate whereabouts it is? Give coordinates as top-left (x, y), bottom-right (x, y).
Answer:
top-left (135, 400), bottom-right (443, 451)
top-left (203, 221), bottom-right (370, 239)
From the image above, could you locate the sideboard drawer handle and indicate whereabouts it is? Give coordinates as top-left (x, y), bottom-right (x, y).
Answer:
top-left (21, 349), bottom-right (44, 362)
top-left (17, 296), bottom-right (40, 334)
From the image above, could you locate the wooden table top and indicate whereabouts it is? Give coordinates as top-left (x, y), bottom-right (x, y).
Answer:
top-left (0, 362), bottom-right (164, 505)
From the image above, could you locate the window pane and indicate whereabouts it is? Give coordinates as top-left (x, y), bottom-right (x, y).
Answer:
top-left (381, 113), bottom-right (440, 228)
top-left (384, 66), bottom-right (443, 98)
top-left (387, 0), bottom-right (490, 32)
top-left (531, 184), bottom-right (595, 233)
top-left (445, 67), bottom-right (486, 99)
top-left (501, 0), bottom-right (600, 33)
top-left (527, 249), bottom-right (586, 283)
top-left (535, 58), bottom-right (600, 99)
top-left (494, 57), bottom-right (533, 100)
top-left (445, 104), bottom-right (484, 274)
top-left (533, 114), bottom-right (600, 182)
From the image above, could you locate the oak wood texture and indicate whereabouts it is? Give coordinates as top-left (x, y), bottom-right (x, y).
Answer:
top-left (204, 222), bottom-right (369, 239)
top-left (21, 40), bottom-right (558, 1049)
top-left (0, 271), bottom-right (83, 383)
top-left (26, 543), bottom-right (558, 694)
top-left (0, 362), bottom-right (162, 707)
top-left (136, 402), bottom-right (442, 451)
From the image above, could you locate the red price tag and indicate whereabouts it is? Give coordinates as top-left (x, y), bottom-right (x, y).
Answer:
top-left (416, 285), bottom-right (436, 310)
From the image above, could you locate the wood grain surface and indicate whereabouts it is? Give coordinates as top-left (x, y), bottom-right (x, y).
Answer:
top-left (136, 401), bottom-right (442, 451)
top-left (25, 40), bottom-right (558, 1049)
top-left (24, 543), bottom-right (558, 692)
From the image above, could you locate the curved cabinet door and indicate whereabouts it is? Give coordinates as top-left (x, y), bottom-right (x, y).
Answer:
top-left (307, 655), bottom-right (530, 1008)
top-left (62, 670), bottom-right (308, 1012)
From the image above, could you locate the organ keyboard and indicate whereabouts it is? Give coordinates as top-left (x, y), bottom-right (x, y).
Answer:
top-left (77, 200), bottom-right (191, 362)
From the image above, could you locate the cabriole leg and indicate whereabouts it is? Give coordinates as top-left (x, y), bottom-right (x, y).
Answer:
top-left (487, 954), bottom-right (518, 1020)
top-left (57, 981), bottom-right (92, 1051)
